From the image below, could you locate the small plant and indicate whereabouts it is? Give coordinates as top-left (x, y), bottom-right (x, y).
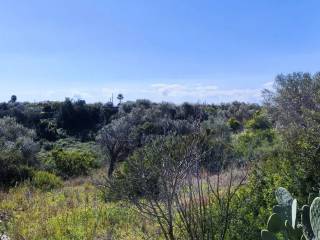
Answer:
top-left (32, 171), bottom-right (63, 191)
top-left (261, 187), bottom-right (320, 240)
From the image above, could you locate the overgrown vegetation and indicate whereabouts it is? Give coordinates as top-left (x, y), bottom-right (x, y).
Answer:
top-left (1, 72), bottom-right (320, 239)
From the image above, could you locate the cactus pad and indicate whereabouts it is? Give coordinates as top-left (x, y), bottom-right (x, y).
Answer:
top-left (275, 187), bottom-right (293, 206)
top-left (261, 229), bottom-right (277, 240)
top-left (273, 204), bottom-right (292, 226)
top-left (267, 213), bottom-right (284, 233)
top-left (310, 197), bottom-right (320, 239)
top-left (292, 198), bottom-right (297, 228)
top-left (285, 220), bottom-right (302, 240)
top-left (301, 205), bottom-right (315, 240)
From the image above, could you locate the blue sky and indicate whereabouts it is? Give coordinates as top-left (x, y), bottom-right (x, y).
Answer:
top-left (0, 0), bottom-right (319, 103)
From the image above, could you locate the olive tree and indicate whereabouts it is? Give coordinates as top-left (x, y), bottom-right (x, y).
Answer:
top-left (97, 116), bottom-right (135, 177)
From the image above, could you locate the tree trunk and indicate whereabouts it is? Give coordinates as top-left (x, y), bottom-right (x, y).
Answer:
top-left (108, 157), bottom-right (116, 177)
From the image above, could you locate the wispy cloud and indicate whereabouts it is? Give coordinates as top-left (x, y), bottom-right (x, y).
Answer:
top-left (262, 81), bottom-right (274, 90)
top-left (151, 83), bottom-right (221, 97)
top-left (0, 81), bottom-right (272, 104)
top-left (150, 83), bottom-right (265, 102)
top-left (151, 84), bottom-right (187, 96)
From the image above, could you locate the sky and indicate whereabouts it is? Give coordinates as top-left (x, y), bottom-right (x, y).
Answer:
top-left (0, 0), bottom-right (320, 104)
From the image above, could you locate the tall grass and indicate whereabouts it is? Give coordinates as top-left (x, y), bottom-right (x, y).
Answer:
top-left (0, 181), bottom-right (158, 240)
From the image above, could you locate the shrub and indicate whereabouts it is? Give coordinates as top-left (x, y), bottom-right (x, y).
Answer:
top-left (32, 171), bottom-right (63, 191)
top-left (0, 148), bottom-right (34, 186)
top-left (37, 119), bottom-right (58, 141)
top-left (0, 117), bottom-right (39, 186)
top-left (245, 110), bottom-right (271, 131)
top-left (228, 117), bottom-right (241, 132)
top-left (50, 149), bottom-right (98, 177)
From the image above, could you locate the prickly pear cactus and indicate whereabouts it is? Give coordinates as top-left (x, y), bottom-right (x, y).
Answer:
top-left (273, 204), bottom-right (287, 221)
top-left (261, 229), bottom-right (277, 240)
top-left (291, 199), bottom-right (297, 229)
top-left (284, 220), bottom-right (302, 240)
top-left (308, 193), bottom-right (319, 205)
top-left (267, 213), bottom-right (284, 233)
top-left (261, 187), bottom-right (317, 240)
top-left (276, 187), bottom-right (293, 206)
top-left (310, 197), bottom-right (320, 240)
top-left (301, 205), bottom-right (315, 240)
top-left (274, 187), bottom-right (294, 227)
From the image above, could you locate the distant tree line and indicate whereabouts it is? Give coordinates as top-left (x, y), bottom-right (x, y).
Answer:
top-left (0, 95), bottom-right (259, 143)
top-left (0, 94), bottom-right (259, 186)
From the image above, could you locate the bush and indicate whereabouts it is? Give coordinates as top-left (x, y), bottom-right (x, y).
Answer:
top-left (32, 171), bottom-right (63, 191)
top-left (37, 119), bottom-right (58, 141)
top-left (0, 148), bottom-right (34, 186)
top-left (50, 149), bottom-right (98, 177)
top-left (228, 117), bottom-right (241, 132)
top-left (0, 117), bottom-right (39, 187)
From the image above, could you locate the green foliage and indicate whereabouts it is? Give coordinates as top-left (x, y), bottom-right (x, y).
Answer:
top-left (4, 74), bottom-right (320, 239)
top-left (37, 119), bottom-right (58, 141)
top-left (234, 128), bottom-right (278, 161)
top-left (229, 110), bottom-right (288, 239)
top-left (200, 115), bottom-right (234, 171)
top-left (233, 110), bottom-right (277, 162)
top-left (0, 183), bottom-right (154, 240)
top-left (265, 72), bottom-right (320, 198)
top-left (105, 135), bottom-right (196, 201)
top-left (245, 110), bottom-right (271, 130)
top-left (32, 171), bottom-right (63, 191)
top-left (49, 149), bottom-right (98, 177)
top-left (0, 117), bottom-right (39, 186)
top-left (228, 117), bottom-right (241, 132)
top-left (0, 147), bottom-right (34, 186)
top-left (57, 98), bottom-right (117, 140)
top-left (225, 142), bottom-right (293, 240)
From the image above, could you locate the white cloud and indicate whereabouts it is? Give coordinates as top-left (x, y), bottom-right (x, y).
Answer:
top-left (151, 83), bottom-right (220, 97)
top-left (0, 81), bottom-right (272, 104)
top-left (262, 81), bottom-right (274, 90)
top-left (150, 83), bottom-right (263, 102)
top-left (151, 84), bottom-right (187, 96)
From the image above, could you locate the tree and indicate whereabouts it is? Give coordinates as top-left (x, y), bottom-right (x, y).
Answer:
top-left (96, 116), bottom-right (134, 177)
top-left (117, 93), bottom-right (124, 104)
top-left (102, 134), bottom-right (248, 240)
top-left (103, 135), bottom-right (200, 240)
top-left (263, 72), bottom-right (320, 198)
top-left (9, 95), bottom-right (17, 103)
top-left (57, 98), bottom-right (111, 139)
